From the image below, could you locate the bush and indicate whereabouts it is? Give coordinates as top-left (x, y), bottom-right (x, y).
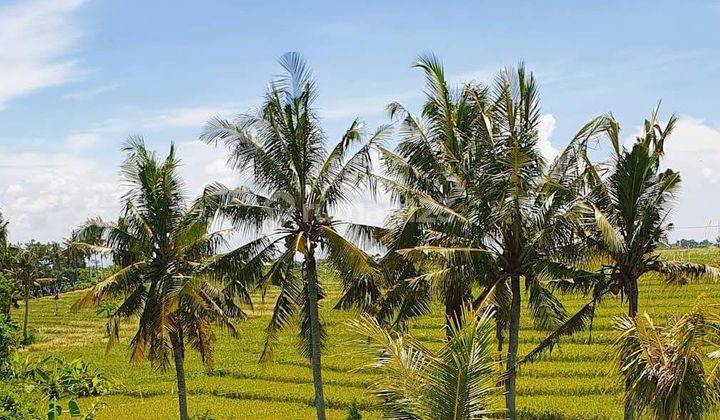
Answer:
top-left (346, 400), bottom-right (362, 420)
top-left (0, 387), bottom-right (39, 420)
top-left (0, 276), bottom-right (12, 319)
top-left (0, 315), bottom-right (19, 378)
top-left (20, 357), bottom-right (115, 400)
top-left (190, 411), bottom-right (216, 420)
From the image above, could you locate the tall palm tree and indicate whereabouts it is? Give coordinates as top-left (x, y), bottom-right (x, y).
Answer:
top-left (380, 60), bottom-right (607, 417)
top-left (613, 302), bottom-right (720, 419)
top-left (3, 246), bottom-right (52, 343)
top-left (73, 138), bottom-right (247, 420)
top-left (364, 55), bottom-right (493, 338)
top-left (200, 52), bottom-right (386, 420)
top-left (351, 306), bottom-right (500, 419)
top-left (579, 107), bottom-right (719, 319)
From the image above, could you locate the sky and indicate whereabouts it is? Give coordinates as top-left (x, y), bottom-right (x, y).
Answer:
top-left (1, 0), bottom-right (720, 243)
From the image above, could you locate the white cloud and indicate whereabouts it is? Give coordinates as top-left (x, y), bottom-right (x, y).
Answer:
top-left (537, 114), bottom-right (559, 161)
top-left (660, 117), bottom-right (720, 240)
top-left (0, 150), bottom-right (121, 242)
top-left (66, 132), bottom-right (102, 150)
top-left (0, 138), bottom-right (244, 242)
top-left (62, 83), bottom-right (118, 100)
top-left (0, 0), bottom-right (89, 109)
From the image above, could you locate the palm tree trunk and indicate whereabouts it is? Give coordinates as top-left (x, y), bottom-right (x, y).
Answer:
top-left (170, 332), bottom-right (189, 420)
top-left (627, 278), bottom-right (639, 318)
top-left (22, 285), bottom-right (29, 344)
top-left (444, 292), bottom-right (463, 340)
top-left (306, 252), bottom-right (326, 420)
top-left (505, 274), bottom-right (521, 419)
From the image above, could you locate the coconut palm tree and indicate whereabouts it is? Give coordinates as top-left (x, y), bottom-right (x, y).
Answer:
top-left (363, 55), bottom-right (494, 338)
top-left (613, 302), bottom-right (720, 419)
top-left (351, 305), bottom-right (500, 419)
top-left (200, 52), bottom-right (386, 420)
top-left (3, 246), bottom-right (52, 343)
top-left (379, 60), bottom-right (609, 417)
top-left (579, 107), bottom-right (719, 319)
top-left (72, 138), bottom-right (247, 420)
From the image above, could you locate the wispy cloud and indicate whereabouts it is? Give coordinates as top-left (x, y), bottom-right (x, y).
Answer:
top-left (63, 83), bottom-right (119, 100)
top-left (0, 0), bottom-right (90, 110)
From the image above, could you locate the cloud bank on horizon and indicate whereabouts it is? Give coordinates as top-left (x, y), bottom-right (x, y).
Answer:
top-left (0, 0), bottom-right (719, 243)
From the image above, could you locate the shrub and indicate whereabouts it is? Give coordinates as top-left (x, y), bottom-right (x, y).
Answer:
top-left (345, 400), bottom-right (362, 420)
top-left (0, 387), bottom-right (39, 419)
top-left (0, 315), bottom-right (19, 378)
top-left (20, 357), bottom-right (115, 400)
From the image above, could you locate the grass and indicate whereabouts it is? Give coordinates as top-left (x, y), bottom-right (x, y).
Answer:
top-left (11, 247), bottom-right (720, 419)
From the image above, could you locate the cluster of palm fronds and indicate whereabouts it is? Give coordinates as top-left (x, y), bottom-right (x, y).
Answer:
top-left (614, 301), bottom-right (720, 419)
top-left (9, 52), bottom-right (716, 420)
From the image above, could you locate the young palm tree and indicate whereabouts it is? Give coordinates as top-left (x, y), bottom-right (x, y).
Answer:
top-left (200, 52), bottom-right (386, 420)
top-left (73, 138), bottom-right (247, 420)
top-left (351, 306), bottom-right (500, 419)
top-left (614, 302), bottom-right (720, 419)
top-left (580, 107), bottom-right (719, 319)
top-left (3, 246), bottom-right (52, 343)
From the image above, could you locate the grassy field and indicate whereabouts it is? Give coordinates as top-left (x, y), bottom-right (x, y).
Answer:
top-left (12, 248), bottom-right (720, 419)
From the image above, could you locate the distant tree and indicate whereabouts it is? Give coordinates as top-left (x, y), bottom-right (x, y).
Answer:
top-left (3, 246), bottom-right (52, 343)
top-left (73, 138), bottom-right (247, 420)
top-left (201, 52), bottom-right (385, 420)
top-left (0, 212), bottom-right (7, 255)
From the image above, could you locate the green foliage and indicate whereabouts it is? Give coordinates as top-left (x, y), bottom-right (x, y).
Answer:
top-left (189, 410), bottom-right (216, 420)
top-left (351, 307), bottom-right (500, 419)
top-left (345, 400), bottom-right (362, 420)
top-left (46, 399), bottom-right (103, 420)
top-left (0, 276), bottom-right (12, 318)
top-left (0, 387), bottom-right (39, 419)
top-left (19, 357), bottom-right (114, 400)
top-left (613, 302), bottom-right (720, 419)
top-left (0, 315), bottom-right (19, 378)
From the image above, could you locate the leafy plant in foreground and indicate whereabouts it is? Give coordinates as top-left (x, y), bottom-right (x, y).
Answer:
top-left (351, 306), bottom-right (500, 419)
top-left (614, 301), bottom-right (720, 419)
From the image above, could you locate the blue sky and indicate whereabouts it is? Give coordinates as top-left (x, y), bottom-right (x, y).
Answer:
top-left (1, 0), bottom-right (720, 242)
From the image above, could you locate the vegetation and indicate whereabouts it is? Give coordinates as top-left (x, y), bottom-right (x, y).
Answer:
top-left (8, 249), bottom-right (720, 419)
top-left (2, 52), bottom-right (720, 420)
top-left (72, 139), bottom-right (247, 419)
top-left (200, 52), bottom-right (385, 420)
top-left (351, 306), bottom-right (499, 419)
top-left (613, 301), bottom-right (720, 419)
top-left (2, 245), bottom-right (52, 343)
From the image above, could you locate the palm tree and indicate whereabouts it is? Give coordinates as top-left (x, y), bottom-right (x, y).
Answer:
top-left (364, 55), bottom-right (493, 338)
top-left (73, 138), bottom-right (247, 420)
top-left (351, 305), bottom-right (500, 419)
top-left (200, 52), bottom-right (386, 420)
top-left (3, 246), bottom-right (52, 343)
top-left (380, 60), bottom-right (607, 417)
top-left (613, 302), bottom-right (720, 419)
top-left (579, 107), bottom-right (719, 319)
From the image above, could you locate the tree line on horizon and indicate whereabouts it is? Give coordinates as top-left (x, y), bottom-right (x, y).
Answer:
top-left (3, 52), bottom-right (720, 420)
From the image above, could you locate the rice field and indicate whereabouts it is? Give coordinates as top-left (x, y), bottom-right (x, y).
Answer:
top-left (13, 248), bottom-right (720, 419)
